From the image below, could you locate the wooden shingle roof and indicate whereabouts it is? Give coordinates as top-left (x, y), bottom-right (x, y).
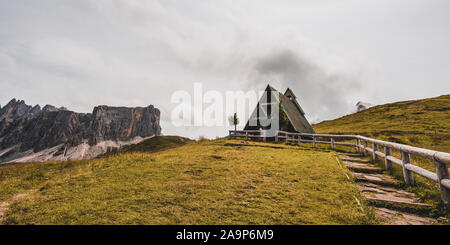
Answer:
top-left (244, 84), bottom-right (315, 134)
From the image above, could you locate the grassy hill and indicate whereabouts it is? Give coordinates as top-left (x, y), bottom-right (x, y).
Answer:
top-left (3, 95), bottom-right (448, 225)
top-left (314, 94), bottom-right (450, 153)
top-left (0, 138), bottom-right (376, 225)
top-left (120, 135), bottom-right (191, 153)
top-left (314, 94), bottom-right (450, 205)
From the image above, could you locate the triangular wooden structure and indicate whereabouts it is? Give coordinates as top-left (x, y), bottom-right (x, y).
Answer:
top-left (244, 84), bottom-right (315, 134)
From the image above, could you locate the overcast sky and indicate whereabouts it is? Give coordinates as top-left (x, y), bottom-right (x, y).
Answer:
top-left (1, 0), bottom-right (449, 139)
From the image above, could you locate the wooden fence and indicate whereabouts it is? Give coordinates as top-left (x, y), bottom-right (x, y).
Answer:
top-left (229, 130), bottom-right (450, 204)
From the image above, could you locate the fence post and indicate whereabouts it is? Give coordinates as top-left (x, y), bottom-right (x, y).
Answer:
top-left (245, 131), bottom-right (248, 141)
top-left (286, 133), bottom-right (288, 143)
top-left (275, 132), bottom-right (278, 142)
top-left (363, 141), bottom-right (368, 156)
top-left (401, 151), bottom-right (415, 186)
top-left (313, 136), bottom-right (317, 148)
top-left (298, 135), bottom-right (301, 146)
top-left (372, 143), bottom-right (378, 162)
top-left (356, 138), bottom-right (360, 153)
top-left (229, 131), bottom-right (232, 139)
top-left (384, 147), bottom-right (392, 170)
top-left (331, 138), bottom-right (335, 149)
top-left (434, 158), bottom-right (450, 205)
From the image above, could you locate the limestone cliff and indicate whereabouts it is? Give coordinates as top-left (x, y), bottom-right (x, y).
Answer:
top-left (0, 99), bottom-right (161, 164)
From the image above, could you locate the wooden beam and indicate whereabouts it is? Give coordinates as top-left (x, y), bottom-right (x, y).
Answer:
top-left (357, 135), bottom-right (450, 165)
top-left (401, 151), bottom-right (415, 186)
top-left (434, 158), bottom-right (450, 205)
top-left (363, 141), bottom-right (368, 156)
top-left (372, 143), bottom-right (378, 162)
top-left (384, 146), bottom-right (392, 170)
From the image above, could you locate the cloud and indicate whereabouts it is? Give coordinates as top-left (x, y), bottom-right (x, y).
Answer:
top-left (1, 0), bottom-right (449, 139)
top-left (251, 49), bottom-right (364, 122)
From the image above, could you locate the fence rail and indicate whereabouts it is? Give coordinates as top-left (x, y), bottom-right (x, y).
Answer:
top-left (229, 130), bottom-right (450, 204)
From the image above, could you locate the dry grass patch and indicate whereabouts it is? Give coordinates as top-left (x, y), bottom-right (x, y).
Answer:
top-left (1, 139), bottom-right (376, 225)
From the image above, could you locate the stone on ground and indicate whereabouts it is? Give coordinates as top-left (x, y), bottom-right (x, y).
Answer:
top-left (339, 152), bottom-right (439, 225)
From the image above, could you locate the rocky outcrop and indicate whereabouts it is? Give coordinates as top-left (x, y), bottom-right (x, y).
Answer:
top-left (0, 99), bottom-right (161, 164)
top-left (0, 99), bottom-right (40, 122)
top-left (354, 101), bottom-right (374, 113)
top-left (89, 105), bottom-right (161, 145)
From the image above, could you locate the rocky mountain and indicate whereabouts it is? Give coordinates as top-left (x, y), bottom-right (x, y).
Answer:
top-left (0, 99), bottom-right (161, 164)
top-left (354, 101), bottom-right (374, 113)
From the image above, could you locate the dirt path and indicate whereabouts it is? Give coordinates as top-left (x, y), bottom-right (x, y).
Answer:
top-left (339, 153), bottom-right (443, 225)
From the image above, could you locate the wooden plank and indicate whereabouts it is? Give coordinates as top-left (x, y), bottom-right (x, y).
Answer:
top-left (375, 150), bottom-right (385, 159)
top-left (385, 147), bottom-right (392, 170)
top-left (404, 164), bottom-right (438, 183)
top-left (358, 136), bottom-right (450, 165)
top-left (401, 151), bottom-right (415, 186)
top-left (363, 141), bottom-right (368, 156)
top-left (386, 155), bottom-right (403, 167)
top-left (373, 143), bottom-right (378, 161)
top-left (277, 130), bottom-right (356, 138)
top-left (335, 142), bottom-right (356, 147)
top-left (441, 179), bottom-right (450, 189)
top-left (434, 159), bottom-right (450, 204)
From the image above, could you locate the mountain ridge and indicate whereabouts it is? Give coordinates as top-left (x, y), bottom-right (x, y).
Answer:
top-left (0, 98), bottom-right (162, 164)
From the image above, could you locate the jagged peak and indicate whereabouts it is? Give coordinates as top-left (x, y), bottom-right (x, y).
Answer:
top-left (3, 98), bottom-right (31, 108)
top-left (42, 104), bottom-right (59, 112)
top-left (6, 98), bottom-right (18, 106)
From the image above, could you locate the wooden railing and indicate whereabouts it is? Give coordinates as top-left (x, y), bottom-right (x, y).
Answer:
top-left (229, 130), bottom-right (450, 204)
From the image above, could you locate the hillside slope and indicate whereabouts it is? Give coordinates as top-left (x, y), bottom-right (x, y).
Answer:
top-left (0, 139), bottom-right (375, 225)
top-left (119, 135), bottom-right (191, 153)
top-left (313, 94), bottom-right (450, 153)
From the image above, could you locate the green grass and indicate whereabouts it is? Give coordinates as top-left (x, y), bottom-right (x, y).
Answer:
top-left (313, 94), bottom-right (450, 212)
top-left (119, 135), bottom-right (191, 153)
top-left (0, 136), bottom-right (190, 203)
top-left (313, 94), bottom-right (450, 152)
top-left (0, 139), bottom-right (376, 225)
